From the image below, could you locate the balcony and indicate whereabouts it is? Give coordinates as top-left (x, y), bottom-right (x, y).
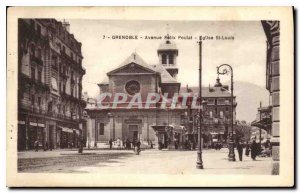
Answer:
top-left (60, 92), bottom-right (86, 107)
top-left (52, 65), bottom-right (58, 72)
top-left (19, 74), bottom-right (50, 93)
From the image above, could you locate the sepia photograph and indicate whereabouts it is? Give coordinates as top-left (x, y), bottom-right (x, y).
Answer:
top-left (6, 7), bottom-right (294, 187)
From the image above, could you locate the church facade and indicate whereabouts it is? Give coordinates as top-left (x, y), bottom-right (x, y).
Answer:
top-left (85, 39), bottom-right (236, 149)
top-left (85, 39), bottom-right (184, 148)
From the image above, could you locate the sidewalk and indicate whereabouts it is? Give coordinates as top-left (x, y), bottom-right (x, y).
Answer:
top-left (73, 148), bottom-right (272, 175)
top-left (18, 148), bottom-right (272, 174)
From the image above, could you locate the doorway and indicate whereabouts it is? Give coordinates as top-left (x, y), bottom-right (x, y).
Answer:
top-left (128, 124), bottom-right (139, 141)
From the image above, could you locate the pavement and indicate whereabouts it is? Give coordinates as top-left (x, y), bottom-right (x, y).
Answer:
top-left (18, 148), bottom-right (272, 174)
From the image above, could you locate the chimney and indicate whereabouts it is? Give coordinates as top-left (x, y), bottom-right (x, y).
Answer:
top-left (62, 19), bottom-right (70, 32)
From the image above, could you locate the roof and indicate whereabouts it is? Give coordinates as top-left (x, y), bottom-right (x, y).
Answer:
top-left (150, 64), bottom-right (178, 84)
top-left (99, 76), bottom-right (109, 85)
top-left (105, 52), bottom-right (179, 84)
top-left (116, 52), bottom-right (155, 73)
top-left (180, 86), bottom-right (232, 98)
top-left (158, 39), bottom-right (177, 51)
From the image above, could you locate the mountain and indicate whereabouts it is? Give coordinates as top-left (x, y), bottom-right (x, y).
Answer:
top-left (233, 81), bottom-right (270, 123)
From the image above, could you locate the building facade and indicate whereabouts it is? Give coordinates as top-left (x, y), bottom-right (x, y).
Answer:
top-left (18, 19), bottom-right (86, 151)
top-left (261, 21), bottom-right (280, 174)
top-left (85, 39), bottom-right (237, 149)
top-left (184, 78), bottom-right (237, 148)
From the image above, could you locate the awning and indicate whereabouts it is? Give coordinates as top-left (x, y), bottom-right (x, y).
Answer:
top-left (151, 125), bottom-right (168, 133)
top-left (59, 126), bottom-right (73, 133)
top-left (152, 125), bottom-right (185, 134)
top-left (173, 125), bottom-right (185, 133)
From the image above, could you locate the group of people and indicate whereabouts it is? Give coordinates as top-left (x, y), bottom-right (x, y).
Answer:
top-left (236, 139), bottom-right (262, 161)
top-left (108, 138), bottom-right (141, 151)
top-left (34, 140), bottom-right (54, 152)
top-left (213, 142), bottom-right (223, 150)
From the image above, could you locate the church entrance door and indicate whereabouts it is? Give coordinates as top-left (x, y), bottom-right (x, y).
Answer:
top-left (128, 124), bottom-right (139, 141)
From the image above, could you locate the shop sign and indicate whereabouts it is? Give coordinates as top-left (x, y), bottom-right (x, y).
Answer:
top-left (18, 121), bottom-right (26, 125)
top-left (38, 123), bottom-right (45, 127)
top-left (29, 122), bottom-right (38, 126)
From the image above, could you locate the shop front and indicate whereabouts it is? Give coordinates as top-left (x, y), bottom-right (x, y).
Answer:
top-left (28, 119), bottom-right (45, 150)
top-left (59, 126), bottom-right (74, 148)
top-left (152, 125), bottom-right (185, 150)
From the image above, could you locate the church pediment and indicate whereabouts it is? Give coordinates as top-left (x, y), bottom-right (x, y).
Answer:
top-left (107, 62), bottom-right (157, 75)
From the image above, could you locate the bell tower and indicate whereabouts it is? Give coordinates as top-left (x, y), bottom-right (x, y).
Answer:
top-left (157, 35), bottom-right (179, 79)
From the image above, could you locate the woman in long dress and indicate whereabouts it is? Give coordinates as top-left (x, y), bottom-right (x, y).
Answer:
top-left (245, 141), bottom-right (250, 156)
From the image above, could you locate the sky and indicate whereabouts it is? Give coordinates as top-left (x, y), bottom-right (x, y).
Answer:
top-left (67, 20), bottom-right (267, 99)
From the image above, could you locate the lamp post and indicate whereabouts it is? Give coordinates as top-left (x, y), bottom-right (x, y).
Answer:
top-left (217, 64), bottom-right (236, 162)
top-left (196, 40), bottom-right (204, 169)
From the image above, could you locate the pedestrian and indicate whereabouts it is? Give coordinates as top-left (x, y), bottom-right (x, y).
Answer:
top-left (34, 140), bottom-right (39, 152)
top-left (117, 137), bottom-right (121, 150)
top-left (132, 138), bottom-right (136, 149)
top-left (236, 140), bottom-right (243, 161)
top-left (126, 139), bottom-right (130, 150)
top-left (174, 138), bottom-right (178, 149)
top-left (49, 142), bottom-right (53, 151)
top-left (135, 139), bottom-right (141, 155)
top-left (109, 139), bottom-right (113, 150)
top-left (245, 141), bottom-right (250, 156)
top-left (251, 139), bottom-right (259, 160)
top-left (44, 142), bottom-right (48, 151)
top-left (123, 138), bottom-right (126, 149)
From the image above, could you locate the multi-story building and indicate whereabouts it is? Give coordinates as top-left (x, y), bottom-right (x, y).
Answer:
top-left (183, 77), bottom-right (237, 147)
top-left (18, 19), bottom-right (86, 151)
top-left (261, 21), bottom-right (280, 174)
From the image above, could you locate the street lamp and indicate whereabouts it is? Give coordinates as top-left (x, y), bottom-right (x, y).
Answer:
top-left (196, 40), bottom-right (203, 169)
top-left (217, 64), bottom-right (236, 161)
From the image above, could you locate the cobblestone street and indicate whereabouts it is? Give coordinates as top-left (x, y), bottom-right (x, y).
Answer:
top-left (18, 148), bottom-right (272, 174)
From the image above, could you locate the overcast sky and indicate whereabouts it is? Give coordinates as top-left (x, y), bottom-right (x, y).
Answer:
top-left (67, 20), bottom-right (267, 98)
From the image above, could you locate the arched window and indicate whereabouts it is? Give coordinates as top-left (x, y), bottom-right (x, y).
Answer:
top-left (169, 55), bottom-right (174, 64)
top-left (162, 54), bottom-right (167, 65)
